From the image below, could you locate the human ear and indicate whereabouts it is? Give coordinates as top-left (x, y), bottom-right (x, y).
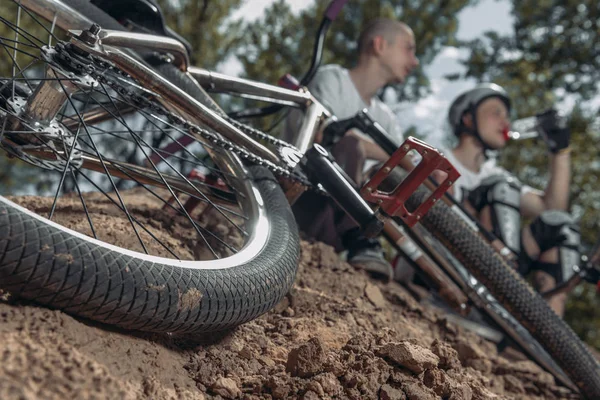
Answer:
top-left (372, 36), bottom-right (386, 56)
top-left (462, 113), bottom-right (473, 128)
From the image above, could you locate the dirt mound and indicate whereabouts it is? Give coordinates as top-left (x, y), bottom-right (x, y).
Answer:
top-left (0, 196), bottom-right (579, 399)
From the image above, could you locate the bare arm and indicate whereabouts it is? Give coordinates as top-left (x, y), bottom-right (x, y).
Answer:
top-left (520, 150), bottom-right (571, 219)
top-left (347, 130), bottom-right (389, 161)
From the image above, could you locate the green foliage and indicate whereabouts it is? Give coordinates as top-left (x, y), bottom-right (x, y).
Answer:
top-left (564, 284), bottom-right (600, 350)
top-left (237, 0), bottom-right (476, 102)
top-left (459, 1), bottom-right (600, 109)
top-left (156, 0), bottom-right (244, 69)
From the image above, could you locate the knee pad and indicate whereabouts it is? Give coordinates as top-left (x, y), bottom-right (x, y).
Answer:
top-left (529, 210), bottom-right (581, 283)
top-left (467, 175), bottom-right (522, 254)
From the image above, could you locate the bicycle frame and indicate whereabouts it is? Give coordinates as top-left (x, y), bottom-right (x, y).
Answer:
top-left (10, 1), bottom-right (598, 394)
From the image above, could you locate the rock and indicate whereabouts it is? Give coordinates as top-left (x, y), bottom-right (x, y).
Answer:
top-left (268, 376), bottom-right (290, 400)
top-left (448, 383), bottom-right (473, 400)
top-left (302, 390), bottom-right (320, 400)
top-left (304, 381), bottom-right (325, 397)
top-left (286, 337), bottom-right (326, 378)
top-left (377, 341), bottom-right (439, 374)
top-left (423, 369), bottom-right (450, 396)
top-left (316, 373), bottom-right (342, 396)
top-left (502, 375), bottom-right (525, 394)
top-left (211, 377), bottom-right (241, 399)
top-left (380, 383), bottom-right (406, 400)
top-left (431, 339), bottom-right (461, 370)
top-left (365, 283), bottom-right (387, 308)
top-left (283, 307), bottom-right (295, 317)
top-left (271, 385), bottom-right (290, 400)
top-left (454, 339), bottom-right (487, 363)
top-left (402, 381), bottom-right (438, 400)
top-left (465, 358), bottom-right (492, 374)
top-left (257, 355), bottom-right (276, 367)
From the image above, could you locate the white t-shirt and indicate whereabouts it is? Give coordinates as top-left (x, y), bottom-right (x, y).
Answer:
top-left (284, 65), bottom-right (403, 148)
top-left (439, 145), bottom-right (539, 203)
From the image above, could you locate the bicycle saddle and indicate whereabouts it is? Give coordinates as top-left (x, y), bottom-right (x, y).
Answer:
top-left (91, 0), bottom-right (193, 56)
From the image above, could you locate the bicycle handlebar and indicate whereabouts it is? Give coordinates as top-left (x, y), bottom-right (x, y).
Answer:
top-left (229, 0), bottom-right (347, 120)
top-left (325, 0), bottom-right (348, 21)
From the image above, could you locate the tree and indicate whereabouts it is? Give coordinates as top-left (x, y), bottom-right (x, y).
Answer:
top-left (156, 0), bottom-right (244, 70)
top-left (459, 1), bottom-right (600, 112)
top-left (237, 0), bottom-right (476, 103)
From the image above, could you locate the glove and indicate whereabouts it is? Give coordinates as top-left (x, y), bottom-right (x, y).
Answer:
top-left (536, 109), bottom-right (570, 153)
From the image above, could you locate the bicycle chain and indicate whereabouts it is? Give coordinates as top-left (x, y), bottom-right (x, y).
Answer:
top-left (53, 42), bottom-right (324, 194)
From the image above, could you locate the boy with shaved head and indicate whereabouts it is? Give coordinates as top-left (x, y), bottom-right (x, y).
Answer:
top-left (288, 18), bottom-right (419, 281)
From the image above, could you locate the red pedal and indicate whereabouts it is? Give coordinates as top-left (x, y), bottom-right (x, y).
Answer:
top-left (360, 137), bottom-right (460, 227)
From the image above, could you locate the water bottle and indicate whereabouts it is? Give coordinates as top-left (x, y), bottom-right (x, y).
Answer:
top-left (506, 116), bottom-right (540, 141)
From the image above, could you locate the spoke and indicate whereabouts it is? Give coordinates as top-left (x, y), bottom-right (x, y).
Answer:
top-left (48, 85), bottom-right (94, 220)
top-left (0, 14), bottom-right (45, 49)
top-left (98, 83), bottom-right (247, 238)
top-left (17, 2), bottom-right (63, 48)
top-left (77, 83), bottom-right (240, 183)
top-left (49, 13), bottom-right (57, 47)
top-left (0, 115), bottom-right (8, 141)
top-left (99, 82), bottom-right (228, 257)
top-left (56, 73), bottom-right (149, 254)
top-left (70, 170), bottom-right (97, 239)
top-left (101, 157), bottom-right (246, 219)
top-left (70, 88), bottom-right (244, 198)
top-left (0, 36), bottom-right (40, 50)
top-left (107, 159), bottom-right (243, 252)
top-left (11, 4), bottom-right (21, 96)
top-left (1, 41), bottom-right (41, 72)
top-left (0, 49), bottom-right (38, 94)
top-left (19, 128), bottom-right (181, 259)
top-left (75, 170), bottom-right (180, 259)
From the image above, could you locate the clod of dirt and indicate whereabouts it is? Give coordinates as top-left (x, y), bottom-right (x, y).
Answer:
top-left (314, 372), bottom-right (343, 396)
top-left (286, 337), bottom-right (326, 378)
top-left (502, 375), bottom-right (526, 394)
top-left (431, 339), bottom-right (461, 370)
top-left (380, 383), bottom-right (406, 400)
top-left (210, 377), bottom-right (241, 399)
top-left (377, 341), bottom-right (440, 374)
top-left (365, 282), bottom-right (387, 308)
top-left (402, 381), bottom-right (438, 400)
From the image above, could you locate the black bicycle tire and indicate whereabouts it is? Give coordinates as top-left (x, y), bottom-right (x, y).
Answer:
top-left (0, 0), bottom-right (300, 334)
top-left (407, 189), bottom-right (600, 398)
top-left (411, 223), bottom-right (576, 390)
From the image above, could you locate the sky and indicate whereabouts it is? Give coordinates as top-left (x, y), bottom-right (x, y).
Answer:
top-left (224, 0), bottom-right (515, 145)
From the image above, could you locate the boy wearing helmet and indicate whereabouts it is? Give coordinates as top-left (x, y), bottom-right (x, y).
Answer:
top-left (443, 83), bottom-right (577, 316)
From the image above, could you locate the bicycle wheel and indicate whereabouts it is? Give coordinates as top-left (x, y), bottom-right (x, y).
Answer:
top-left (410, 223), bottom-right (577, 391)
top-left (0, 0), bottom-right (299, 334)
top-left (406, 189), bottom-right (600, 398)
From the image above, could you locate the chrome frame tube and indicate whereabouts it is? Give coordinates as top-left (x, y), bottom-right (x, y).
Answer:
top-left (293, 101), bottom-right (328, 153)
top-left (17, 1), bottom-right (189, 71)
top-left (78, 29), bottom-right (189, 71)
top-left (16, 0), bottom-right (96, 31)
top-left (69, 36), bottom-right (280, 164)
top-left (189, 67), bottom-right (312, 107)
top-left (17, 0), bottom-right (328, 158)
top-left (62, 104), bottom-right (137, 130)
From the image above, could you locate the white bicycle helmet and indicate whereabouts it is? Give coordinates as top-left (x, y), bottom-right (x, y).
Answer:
top-left (448, 83), bottom-right (511, 135)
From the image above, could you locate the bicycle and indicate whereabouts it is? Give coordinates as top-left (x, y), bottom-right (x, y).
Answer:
top-left (1, 0), bottom-right (600, 398)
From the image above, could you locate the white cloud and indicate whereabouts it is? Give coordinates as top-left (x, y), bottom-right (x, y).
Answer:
top-left (231, 0), bottom-right (311, 22)
top-left (456, 0), bottom-right (513, 40)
